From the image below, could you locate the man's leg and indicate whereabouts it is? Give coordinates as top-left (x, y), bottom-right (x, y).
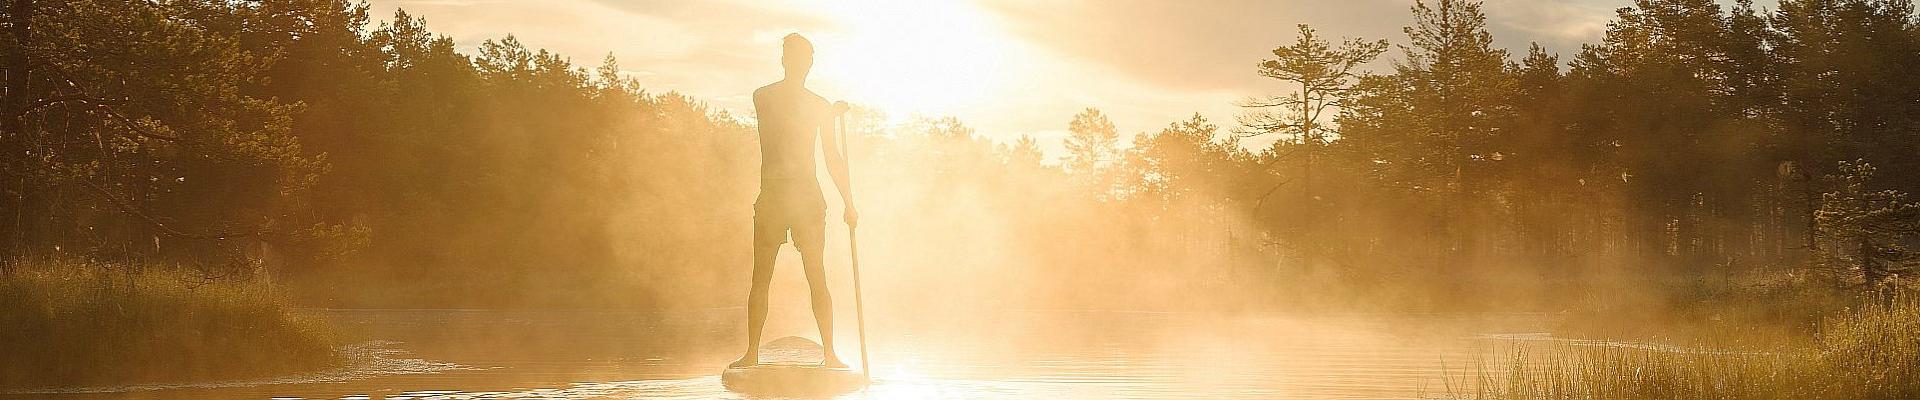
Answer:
top-left (793, 219), bottom-right (844, 367)
top-left (732, 219), bottom-right (783, 368)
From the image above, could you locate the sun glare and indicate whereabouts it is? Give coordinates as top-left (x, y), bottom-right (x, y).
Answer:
top-left (804, 0), bottom-right (1021, 124)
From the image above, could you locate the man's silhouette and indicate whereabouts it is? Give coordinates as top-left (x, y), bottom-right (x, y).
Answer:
top-left (731, 33), bottom-right (857, 369)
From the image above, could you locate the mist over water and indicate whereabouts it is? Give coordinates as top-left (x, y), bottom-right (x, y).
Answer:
top-left (11, 0), bottom-right (1920, 398)
top-left (33, 309), bottom-right (1563, 399)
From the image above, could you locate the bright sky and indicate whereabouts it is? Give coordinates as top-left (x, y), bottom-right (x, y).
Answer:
top-left (362, 0), bottom-right (1762, 154)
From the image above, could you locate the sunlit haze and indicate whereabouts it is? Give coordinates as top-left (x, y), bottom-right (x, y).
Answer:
top-left (13, 0), bottom-right (1917, 398)
top-left (362, 0), bottom-right (1642, 155)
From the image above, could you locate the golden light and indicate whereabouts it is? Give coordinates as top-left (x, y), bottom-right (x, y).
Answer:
top-left (802, 0), bottom-right (1023, 124)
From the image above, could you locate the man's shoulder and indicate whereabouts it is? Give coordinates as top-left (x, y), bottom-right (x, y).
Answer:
top-left (753, 83), bottom-right (778, 99)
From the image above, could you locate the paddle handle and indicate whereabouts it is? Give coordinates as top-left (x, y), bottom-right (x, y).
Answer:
top-left (839, 114), bottom-right (872, 382)
top-left (850, 228), bottom-right (869, 381)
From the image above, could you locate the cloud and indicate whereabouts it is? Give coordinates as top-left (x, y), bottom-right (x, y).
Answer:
top-left (982, 0), bottom-right (1409, 94)
top-left (1480, 0), bottom-right (1618, 53)
top-left (981, 0), bottom-right (1640, 94)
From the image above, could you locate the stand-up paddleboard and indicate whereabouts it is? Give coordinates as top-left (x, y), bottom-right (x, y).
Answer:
top-left (722, 336), bottom-right (867, 395)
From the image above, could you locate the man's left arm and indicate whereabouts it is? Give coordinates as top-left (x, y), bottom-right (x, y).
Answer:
top-left (821, 101), bottom-right (857, 227)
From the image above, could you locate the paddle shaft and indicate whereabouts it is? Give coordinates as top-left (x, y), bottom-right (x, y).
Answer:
top-left (839, 114), bottom-right (872, 382)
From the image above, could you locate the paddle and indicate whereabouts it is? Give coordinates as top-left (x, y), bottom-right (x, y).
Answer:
top-left (839, 113), bottom-right (872, 383)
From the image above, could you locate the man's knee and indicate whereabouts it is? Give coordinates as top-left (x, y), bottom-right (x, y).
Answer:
top-left (753, 241), bottom-right (783, 257)
top-left (797, 250), bottom-right (828, 269)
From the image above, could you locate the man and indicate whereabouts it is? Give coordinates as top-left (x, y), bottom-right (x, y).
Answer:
top-left (731, 33), bottom-right (857, 369)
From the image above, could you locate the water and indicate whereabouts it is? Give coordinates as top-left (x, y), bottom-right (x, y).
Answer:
top-left (16, 309), bottom-right (1560, 399)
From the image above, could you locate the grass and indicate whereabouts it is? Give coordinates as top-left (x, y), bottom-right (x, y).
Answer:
top-left (0, 258), bottom-right (340, 390)
top-left (1441, 289), bottom-right (1920, 400)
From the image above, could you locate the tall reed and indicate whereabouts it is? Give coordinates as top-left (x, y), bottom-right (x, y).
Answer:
top-left (1444, 289), bottom-right (1920, 400)
top-left (0, 258), bottom-right (339, 390)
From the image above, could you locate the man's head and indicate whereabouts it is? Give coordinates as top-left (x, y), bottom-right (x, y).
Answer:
top-left (782, 33), bottom-right (814, 81)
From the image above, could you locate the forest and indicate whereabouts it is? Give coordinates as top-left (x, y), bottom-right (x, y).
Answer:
top-left (6, 0), bottom-right (1920, 395)
top-left (6, 0), bottom-right (1916, 312)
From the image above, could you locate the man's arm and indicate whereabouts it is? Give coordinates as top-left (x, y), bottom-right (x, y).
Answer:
top-left (820, 101), bottom-right (856, 227)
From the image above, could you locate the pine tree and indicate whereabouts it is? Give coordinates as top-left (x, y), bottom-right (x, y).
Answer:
top-left (1815, 160), bottom-right (1920, 288)
top-left (1240, 24), bottom-right (1388, 201)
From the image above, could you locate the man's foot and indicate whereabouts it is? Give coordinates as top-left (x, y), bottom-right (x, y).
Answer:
top-left (729, 353), bottom-right (759, 368)
top-left (822, 354), bottom-right (848, 369)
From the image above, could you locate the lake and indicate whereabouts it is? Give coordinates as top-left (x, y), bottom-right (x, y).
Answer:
top-left (19, 309), bottom-right (1563, 399)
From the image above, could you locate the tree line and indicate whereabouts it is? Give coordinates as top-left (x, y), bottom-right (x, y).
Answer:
top-left (2, 0), bottom-right (1915, 309)
top-left (0, 0), bottom-right (761, 306)
top-left (1278, 0), bottom-right (1920, 297)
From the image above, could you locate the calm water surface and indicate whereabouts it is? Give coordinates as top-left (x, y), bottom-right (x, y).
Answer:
top-left (24, 309), bottom-right (1560, 399)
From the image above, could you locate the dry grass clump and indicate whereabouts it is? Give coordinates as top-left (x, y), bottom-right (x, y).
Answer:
top-left (0, 258), bottom-right (338, 390)
top-left (1445, 289), bottom-right (1920, 400)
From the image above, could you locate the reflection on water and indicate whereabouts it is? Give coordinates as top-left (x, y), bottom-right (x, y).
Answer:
top-left (17, 309), bottom-right (1561, 399)
top-left (10, 341), bottom-right (470, 396)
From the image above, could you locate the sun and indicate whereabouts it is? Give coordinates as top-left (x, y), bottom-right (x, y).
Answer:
top-left (804, 0), bottom-right (1021, 125)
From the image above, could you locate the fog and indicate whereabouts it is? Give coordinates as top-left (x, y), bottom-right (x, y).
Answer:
top-left (18, 0), bottom-right (1920, 397)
